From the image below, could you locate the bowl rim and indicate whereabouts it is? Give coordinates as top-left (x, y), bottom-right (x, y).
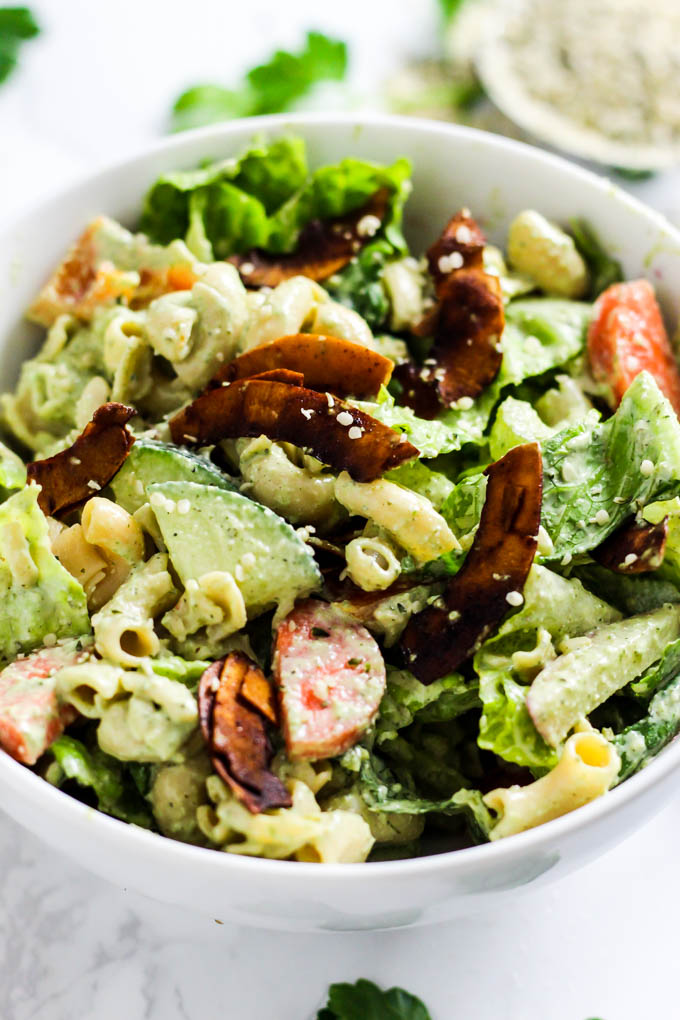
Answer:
top-left (2, 110), bottom-right (680, 882)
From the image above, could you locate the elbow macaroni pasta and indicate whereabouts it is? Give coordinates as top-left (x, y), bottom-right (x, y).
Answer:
top-left (92, 552), bottom-right (177, 666)
top-left (56, 658), bottom-right (198, 762)
top-left (484, 731), bottom-right (620, 840)
top-left (162, 570), bottom-right (247, 648)
top-left (197, 774), bottom-right (374, 863)
top-left (335, 472), bottom-right (460, 564)
top-left (343, 534), bottom-right (402, 591)
top-left (238, 437), bottom-right (344, 530)
top-left (507, 210), bottom-right (588, 299)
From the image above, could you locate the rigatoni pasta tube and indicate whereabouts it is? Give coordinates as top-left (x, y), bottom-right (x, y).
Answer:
top-left (484, 731), bottom-right (620, 840)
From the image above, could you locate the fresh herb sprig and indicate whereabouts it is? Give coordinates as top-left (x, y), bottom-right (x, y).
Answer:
top-left (172, 30), bottom-right (347, 132)
top-left (317, 978), bottom-right (432, 1019)
top-left (0, 6), bottom-right (39, 85)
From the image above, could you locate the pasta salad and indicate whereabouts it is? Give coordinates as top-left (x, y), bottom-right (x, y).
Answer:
top-left (1, 135), bottom-right (680, 863)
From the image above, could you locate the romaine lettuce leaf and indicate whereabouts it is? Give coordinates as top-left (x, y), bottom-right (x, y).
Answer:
top-left (440, 472), bottom-right (487, 540)
top-left (141, 137), bottom-right (411, 261)
top-left (341, 744), bottom-right (492, 839)
top-left (629, 636), bottom-right (680, 700)
top-left (541, 372), bottom-right (680, 561)
top-left (474, 565), bottom-right (620, 770)
top-left (375, 669), bottom-right (480, 746)
top-left (501, 298), bottom-right (592, 384)
top-left (48, 734), bottom-right (153, 827)
top-left (488, 396), bottom-right (554, 460)
top-left (324, 239), bottom-right (394, 330)
top-left (574, 564), bottom-right (680, 616)
top-left (612, 671), bottom-right (680, 782)
top-left (140, 137), bottom-right (308, 250)
top-left (569, 219), bottom-right (623, 299)
top-left (0, 485), bottom-right (90, 660)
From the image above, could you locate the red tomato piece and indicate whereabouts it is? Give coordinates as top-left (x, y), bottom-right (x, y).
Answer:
top-left (587, 279), bottom-right (680, 414)
top-left (0, 641), bottom-right (89, 765)
top-left (274, 601), bottom-right (386, 761)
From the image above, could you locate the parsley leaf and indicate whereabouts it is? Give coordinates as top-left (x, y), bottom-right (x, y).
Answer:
top-left (318, 978), bottom-right (432, 1020)
top-left (172, 31), bottom-right (347, 132)
top-left (0, 6), bottom-right (39, 85)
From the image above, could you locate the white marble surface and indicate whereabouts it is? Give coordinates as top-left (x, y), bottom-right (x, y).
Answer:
top-left (3, 2), bottom-right (680, 1017)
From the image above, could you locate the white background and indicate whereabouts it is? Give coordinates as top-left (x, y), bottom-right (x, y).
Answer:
top-left (2, 3), bottom-right (680, 1018)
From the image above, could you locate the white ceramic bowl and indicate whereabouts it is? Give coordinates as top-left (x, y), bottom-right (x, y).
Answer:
top-left (2, 114), bottom-right (680, 933)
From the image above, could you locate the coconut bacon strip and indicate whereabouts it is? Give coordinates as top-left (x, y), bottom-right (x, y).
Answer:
top-left (400, 443), bottom-right (542, 684)
top-left (198, 653), bottom-right (290, 814)
top-left (394, 210), bottom-right (504, 420)
top-left (592, 516), bottom-right (669, 574)
top-left (27, 403), bottom-right (135, 518)
top-left (169, 378), bottom-right (418, 483)
top-left (210, 334), bottom-right (393, 400)
top-left (227, 189), bottom-right (390, 288)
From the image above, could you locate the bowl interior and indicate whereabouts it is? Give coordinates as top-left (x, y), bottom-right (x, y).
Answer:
top-left (1, 114), bottom-right (680, 925)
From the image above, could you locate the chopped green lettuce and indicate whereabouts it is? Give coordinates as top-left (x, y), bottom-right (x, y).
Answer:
top-left (541, 372), bottom-right (680, 561)
top-left (575, 564), bottom-right (680, 616)
top-left (569, 219), bottom-right (623, 299)
top-left (475, 565), bottom-right (620, 770)
top-left (612, 671), bottom-right (680, 782)
top-left (441, 472), bottom-right (487, 541)
top-left (375, 669), bottom-right (479, 746)
top-left (488, 396), bottom-right (553, 459)
top-left (0, 486), bottom-right (90, 660)
top-left (324, 239), bottom-right (394, 331)
top-left (501, 298), bottom-right (592, 383)
top-left (172, 32), bottom-right (348, 132)
top-left (141, 137), bottom-right (411, 261)
top-left (342, 745), bottom-right (492, 839)
top-left (48, 734), bottom-right (153, 827)
top-left (629, 635), bottom-right (680, 699)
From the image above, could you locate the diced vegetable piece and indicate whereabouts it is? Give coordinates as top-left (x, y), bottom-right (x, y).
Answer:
top-left (274, 600), bottom-right (386, 760)
top-left (527, 604), bottom-right (680, 747)
top-left (148, 481), bottom-right (321, 616)
top-left (169, 378), bottom-right (418, 482)
top-left (587, 279), bottom-right (680, 414)
top-left (228, 189), bottom-right (390, 286)
top-left (507, 210), bottom-right (588, 299)
top-left (198, 653), bottom-right (290, 813)
top-left (28, 217), bottom-right (198, 327)
top-left (593, 516), bottom-right (668, 574)
top-left (210, 333), bottom-right (393, 399)
top-left (27, 403), bottom-right (135, 517)
top-left (110, 438), bottom-right (236, 515)
top-left (401, 443), bottom-right (542, 683)
top-left (0, 640), bottom-right (90, 764)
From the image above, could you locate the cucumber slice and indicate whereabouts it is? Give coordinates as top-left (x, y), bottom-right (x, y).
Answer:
top-left (110, 439), bottom-right (236, 514)
top-left (148, 481), bottom-right (322, 616)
